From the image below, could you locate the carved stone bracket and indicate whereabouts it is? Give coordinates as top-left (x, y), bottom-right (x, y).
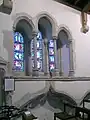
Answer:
top-left (81, 12), bottom-right (89, 34)
top-left (0, 0), bottom-right (13, 14)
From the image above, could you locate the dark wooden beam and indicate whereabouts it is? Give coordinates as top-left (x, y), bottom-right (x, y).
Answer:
top-left (54, 0), bottom-right (82, 11)
top-left (83, 2), bottom-right (90, 12)
top-left (74, 0), bottom-right (80, 5)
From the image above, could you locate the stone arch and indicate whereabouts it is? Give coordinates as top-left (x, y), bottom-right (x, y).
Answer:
top-left (35, 11), bottom-right (58, 36)
top-left (57, 24), bottom-right (74, 76)
top-left (12, 13), bottom-right (35, 76)
top-left (13, 12), bottom-right (35, 30)
top-left (80, 90), bottom-right (90, 105)
top-left (57, 24), bottom-right (73, 40)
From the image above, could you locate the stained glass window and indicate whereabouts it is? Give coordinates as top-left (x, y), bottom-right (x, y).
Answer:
top-left (31, 32), bottom-right (43, 71)
top-left (31, 32), bottom-right (55, 72)
top-left (14, 32), bottom-right (24, 71)
top-left (49, 40), bottom-right (55, 71)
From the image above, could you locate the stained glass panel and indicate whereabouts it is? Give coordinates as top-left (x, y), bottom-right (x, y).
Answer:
top-left (49, 40), bottom-right (54, 47)
top-left (49, 40), bottom-right (55, 71)
top-left (31, 31), bottom-right (43, 71)
top-left (49, 48), bottom-right (54, 55)
top-left (49, 56), bottom-right (54, 62)
top-left (50, 64), bottom-right (55, 71)
top-left (14, 43), bottom-right (24, 52)
top-left (14, 32), bottom-right (24, 71)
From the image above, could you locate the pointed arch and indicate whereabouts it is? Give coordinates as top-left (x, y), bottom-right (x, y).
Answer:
top-left (12, 12), bottom-right (35, 30)
top-left (57, 24), bottom-right (74, 76)
top-left (57, 24), bottom-right (73, 40)
top-left (12, 13), bottom-right (35, 75)
top-left (36, 12), bottom-right (57, 36)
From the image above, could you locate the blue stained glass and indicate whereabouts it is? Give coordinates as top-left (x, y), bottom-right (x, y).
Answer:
top-left (49, 48), bottom-right (54, 55)
top-left (14, 43), bottom-right (24, 52)
top-left (14, 52), bottom-right (23, 61)
top-left (37, 41), bottom-right (40, 48)
top-left (37, 32), bottom-right (42, 39)
top-left (49, 40), bottom-right (55, 71)
top-left (31, 31), bottom-right (43, 71)
top-left (50, 64), bottom-right (55, 71)
top-left (14, 60), bottom-right (24, 71)
top-left (31, 51), bottom-right (34, 57)
top-left (14, 32), bottom-right (24, 43)
top-left (49, 56), bottom-right (54, 62)
top-left (49, 40), bottom-right (54, 47)
top-left (14, 32), bottom-right (24, 71)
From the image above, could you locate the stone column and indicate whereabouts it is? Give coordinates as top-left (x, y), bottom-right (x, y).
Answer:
top-left (68, 39), bottom-right (74, 76)
top-left (44, 38), bottom-right (49, 76)
top-left (32, 31), bottom-right (39, 76)
top-left (58, 45), bottom-right (63, 76)
top-left (52, 36), bottom-right (59, 76)
top-left (0, 68), bottom-right (5, 106)
top-left (28, 40), bottom-right (32, 76)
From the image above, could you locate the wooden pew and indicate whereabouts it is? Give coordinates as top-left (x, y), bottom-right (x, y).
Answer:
top-left (54, 102), bottom-right (79, 120)
top-left (54, 102), bottom-right (90, 120)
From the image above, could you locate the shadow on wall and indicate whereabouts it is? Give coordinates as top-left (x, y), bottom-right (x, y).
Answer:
top-left (80, 91), bottom-right (90, 107)
top-left (14, 86), bottom-right (77, 113)
top-left (3, 30), bottom-right (14, 64)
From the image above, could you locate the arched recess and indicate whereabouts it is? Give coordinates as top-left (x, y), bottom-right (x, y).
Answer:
top-left (57, 25), bottom-right (74, 76)
top-left (56, 25), bottom-right (73, 40)
top-left (35, 12), bottom-right (57, 36)
top-left (13, 13), bottom-right (35, 76)
top-left (13, 12), bottom-right (35, 30)
top-left (31, 13), bottom-right (56, 75)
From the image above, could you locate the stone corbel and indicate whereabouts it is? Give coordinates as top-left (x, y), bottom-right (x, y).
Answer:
top-left (0, 0), bottom-right (13, 14)
top-left (81, 12), bottom-right (89, 34)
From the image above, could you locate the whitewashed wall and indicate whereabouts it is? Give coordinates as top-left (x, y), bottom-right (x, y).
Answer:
top-left (0, 0), bottom-right (90, 77)
top-left (0, 1), bottom-right (90, 119)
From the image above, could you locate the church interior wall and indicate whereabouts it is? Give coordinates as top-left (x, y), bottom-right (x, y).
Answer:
top-left (0, 0), bottom-right (90, 76)
top-left (12, 81), bottom-right (46, 104)
top-left (0, 0), bottom-right (90, 119)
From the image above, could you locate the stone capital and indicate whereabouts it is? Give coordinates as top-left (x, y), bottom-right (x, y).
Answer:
top-left (68, 39), bottom-right (72, 43)
top-left (44, 38), bottom-right (48, 45)
top-left (13, 26), bottom-right (16, 31)
top-left (52, 36), bottom-right (57, 40)
top-left (32, 30), bottom-right (38, 38)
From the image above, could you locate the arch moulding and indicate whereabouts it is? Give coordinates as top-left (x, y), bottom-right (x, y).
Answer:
top-left (12, 12), bottom-right (35, 31)
top-left (57, 24), bottom-right (73, 41)
top-left (57, 24), bottom-right (75, 76)
top-left (35, 11), bottom-right (58, 36)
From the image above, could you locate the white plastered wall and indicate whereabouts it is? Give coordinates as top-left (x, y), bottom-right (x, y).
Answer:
top-left (0, 0), bottom-right (90, 76)
top-left (0, 0), bottom-right (90, 113)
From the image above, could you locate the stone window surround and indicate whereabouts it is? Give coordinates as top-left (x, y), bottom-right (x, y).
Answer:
top-left (12, 12), bottom-right (75, 77)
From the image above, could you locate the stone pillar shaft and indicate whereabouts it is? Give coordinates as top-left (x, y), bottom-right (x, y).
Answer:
top-left (52, 36), bottom-right (59, 76)
top-left (32, 31), bottom-right (38, 76)
top-left (44, 38), bottom-right (48, 75)
top-left (58, 47), bottom-right (63, 76)
top-left (68, 39), bottom-right (74, 76)
top-left (28, 40), bottom-right (32, 76)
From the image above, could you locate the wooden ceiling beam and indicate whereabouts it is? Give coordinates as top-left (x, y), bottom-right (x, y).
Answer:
top-left (74, 0), bottom-right (80, 5)
top-left (82, 2), bottom-right (90, 12)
